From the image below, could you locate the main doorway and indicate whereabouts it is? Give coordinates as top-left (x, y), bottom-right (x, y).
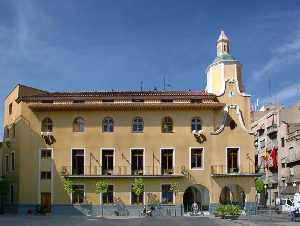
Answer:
top-left (41, 192), bottom-right (51, 213)
top-left (183, 185), bottom-right (210, 212)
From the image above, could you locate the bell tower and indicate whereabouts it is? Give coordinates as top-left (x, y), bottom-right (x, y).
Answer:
top-left (206, 30), bottom-right (245, 96)
top-left (217, 30), bottom-right (230, 56)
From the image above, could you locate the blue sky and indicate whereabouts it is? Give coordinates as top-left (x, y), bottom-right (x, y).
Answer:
top-left (0, 0), bottom-right (300, 132)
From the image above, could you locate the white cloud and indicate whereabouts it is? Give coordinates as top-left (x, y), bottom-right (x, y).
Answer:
top-left (253, 26), bottom-right (300, 80)
top-left (262, 82), bottom-right (300, 104)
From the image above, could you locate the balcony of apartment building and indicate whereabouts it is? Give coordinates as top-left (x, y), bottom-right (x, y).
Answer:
top-left (61, 148), bottom-right (186, 178)
top-left (211, 148), bottom-right (259, 177)
top-left (286, 147), bottom-right (300, 163)
top-left (61, 165), bottom-right (186, 178)
top-left (266, 139), bottom-right (278, 151)
top-left (267, 124), bottom-right (278, 137)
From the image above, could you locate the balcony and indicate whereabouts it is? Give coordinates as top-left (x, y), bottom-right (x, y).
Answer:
top-left (281, 168), bottom-right (291, 179)
top-left (287, 149), bottom-right (300, 163)
top-left (293, 165), bottom-right (300, 180)
top-left (267, 124), bottom-right (278, 136)
top-left (61, 165), bottom-right (186, 178)
top-left (266, 140), bottom-right (278, 150)
top-left (267, 172), bottom-right (278, 184)
top-left (210, 165), bottom-right (258, 177)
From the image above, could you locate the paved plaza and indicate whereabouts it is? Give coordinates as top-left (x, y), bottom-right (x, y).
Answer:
top-left (0, 215), bottom-right (299, 226)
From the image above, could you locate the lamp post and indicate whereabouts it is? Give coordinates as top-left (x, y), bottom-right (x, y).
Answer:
top-left (264, 184), bottom-right (268, 207)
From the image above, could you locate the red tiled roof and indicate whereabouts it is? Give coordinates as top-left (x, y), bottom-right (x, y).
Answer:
top-left (17, 90), bottom-right (219, 102)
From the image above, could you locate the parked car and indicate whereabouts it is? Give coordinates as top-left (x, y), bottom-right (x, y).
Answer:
top-left (280, 198), bottom-right (293, 212)
top-left (289, 193), bottom-right (300, 222)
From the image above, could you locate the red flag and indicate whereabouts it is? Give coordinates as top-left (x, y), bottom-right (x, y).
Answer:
top-left (271, 148), bottom-right (277, 168)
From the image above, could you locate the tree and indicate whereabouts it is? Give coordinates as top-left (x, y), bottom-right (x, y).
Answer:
top-left (63, 179), bottom-right (74, 194)
top-left (255, 178), bottom-right (264, 193)
top-left (132, 178), bottom-right (144, 205)
top-left (96, 180), bottom-right (108, 216)
top-left (170, 182), bottom-right (180, 216)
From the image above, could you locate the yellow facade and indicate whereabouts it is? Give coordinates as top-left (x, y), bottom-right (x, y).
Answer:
top-left (1, 31), bottom-right (257, 215)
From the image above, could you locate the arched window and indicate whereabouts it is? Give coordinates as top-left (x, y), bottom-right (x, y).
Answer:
top-left (132, 117), bottom-right (144, 133)
top-left (162, 116), bottom-right (173, 133)
top-left (102, 117), bottom-right (114, 132)
top-left (191, 117), bottom-right (202, 132)
top-left (73, 117), bottom-right (85, 132)
top-left (41, 117), bottom-right (53, 132)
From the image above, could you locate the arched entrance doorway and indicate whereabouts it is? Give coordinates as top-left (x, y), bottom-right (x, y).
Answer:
top-left (219, 184), bottom-right (246, 208)
top-left (183, 185), bottom-right (210, 212)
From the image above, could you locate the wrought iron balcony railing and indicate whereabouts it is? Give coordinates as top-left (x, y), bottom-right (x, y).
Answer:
top-left (211, 165), bottom-right (256, 176)
top-left (61, 165), bottom-right (187, 177)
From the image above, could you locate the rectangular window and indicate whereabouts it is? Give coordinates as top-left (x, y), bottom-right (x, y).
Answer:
top-left (281, 137), bottom-right (285, 148)
top-left (11, 152), bottom-right (15, 171)
top-left (161, 184), bottom-right (173, 204)
top-left (161, 149), bottom-right (174, 174)
top-left (9, 103), bottom-right (12, 115)
top-left (131, 185), bottom-right (144, 205)
top-left (41, 149), bottom-right (52, 158)
top-left (5, 155), bottom-right (9, 173)
top-left (102, 185), bottom-right (114, 204)
top-left (4, 127), bottom-right (9, 139)
top-left (10, 184), bottom-right (14, 204)
top-left (227, 148), bottom-right (239, 173)
top-left (41, 171), bottom-right (51, 180)
top-left (102, 149), bottom-right (114, 175)
top-left (190, 148), bottom-right (203, 169)
top-left (260, 139), bottom-right (265, 149)
top-left (72, 184), bottom-right (84, 204)
top-left (131, 149), bottom-right (144, 175)
top-left (72, 149), bottom-right (84, 175)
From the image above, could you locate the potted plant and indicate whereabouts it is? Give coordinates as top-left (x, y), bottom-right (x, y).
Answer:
top-left (214, 205), bottom-right (241, 219)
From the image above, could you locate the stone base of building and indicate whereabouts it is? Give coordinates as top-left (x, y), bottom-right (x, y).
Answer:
top-left (13, 204), bottom-right (183, 216)
top-left (10, 203), bottom-right (256, 216)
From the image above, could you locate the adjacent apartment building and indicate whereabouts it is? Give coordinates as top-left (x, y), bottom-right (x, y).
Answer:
top-left (1, 31), bottom-right (257, 215)
top-left (251, 103), bottom-right (300, 206)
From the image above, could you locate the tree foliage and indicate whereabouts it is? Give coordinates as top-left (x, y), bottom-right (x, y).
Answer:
top-left (96, 180), bottom-right (108, 194)
top-left (63, 179), bottom-right (74, 194)
top-left (132, 178), bottom-right (144, 199)
top-left (170, 182), bottom-right (180, 194)
top-left (255, 178), bottom-right (264, 193)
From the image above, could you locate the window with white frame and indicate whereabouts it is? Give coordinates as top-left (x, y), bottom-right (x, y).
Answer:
top-left (72, 184), bottom-right (84, 204)
top-left (41, 117), bottom-right (53, 132)
top-left (102, 185), bottom-right (114, 204)
top-left (41, 149), bottom-right (52, 159)
top-left (102, 117), bottom-right (114, 132)
top-left (73, 117), bottom-right (85, 132)
top-left (191, 117), bottom-right (202, 131)
top-left (190, 148), bottom-right (203, 169)
top-left (161, 184), bottom-right (173, 204)
top-left (132, 117), bottom-right (144, 133)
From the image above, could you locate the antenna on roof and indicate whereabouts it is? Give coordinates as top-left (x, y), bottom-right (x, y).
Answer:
top-left (162, 75), bottom-right (172, 91)
top-left (140, 81), bottom-right (143, 91)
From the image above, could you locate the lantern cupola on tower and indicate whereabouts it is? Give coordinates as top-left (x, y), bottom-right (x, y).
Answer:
top-left (217, 30), bottom-right (230, 56)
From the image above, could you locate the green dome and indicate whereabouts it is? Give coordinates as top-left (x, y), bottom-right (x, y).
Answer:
top-left (212, 53), bottom-right (236, 64)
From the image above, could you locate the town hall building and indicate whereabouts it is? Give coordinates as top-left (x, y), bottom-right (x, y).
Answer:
top-left (1, 31), bottom-right (257, 215)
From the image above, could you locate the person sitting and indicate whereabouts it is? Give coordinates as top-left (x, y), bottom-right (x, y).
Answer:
top-left (191, 202), bottom-right (199, 215)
